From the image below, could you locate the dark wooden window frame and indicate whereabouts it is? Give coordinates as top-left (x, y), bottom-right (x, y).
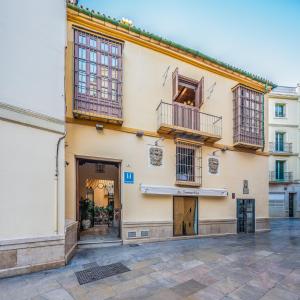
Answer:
top-left (233, 85), bottom-right (264, 147)
top-left (172, 68), bottom-right (204, 108)
top-left (175, 141), bottom-right (202, 186)
top-left (73, 28), bottom-right (123, 118)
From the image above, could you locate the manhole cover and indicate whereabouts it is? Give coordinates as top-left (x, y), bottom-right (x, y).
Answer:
top-left (75, 262), bottom-right (130, 285)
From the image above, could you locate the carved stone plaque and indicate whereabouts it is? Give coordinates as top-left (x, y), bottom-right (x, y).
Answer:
top-left (149, 146), bottom-right (163, 167)
top-left (208, 156), bottom-right (219, 175)
top-left (243, 180), bottom-right (249, 194)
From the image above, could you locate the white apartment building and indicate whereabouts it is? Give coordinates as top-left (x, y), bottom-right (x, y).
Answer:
top-left (0, 0), bottom-right (77, 278)
top-left (268, 85), bottom-right (300, 218)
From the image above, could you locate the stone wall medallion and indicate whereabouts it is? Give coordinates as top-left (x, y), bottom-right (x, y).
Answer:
top-left (149, 146), bottom-right (163, 167)
top-left (208, 156), bottom-right (219, 175)
top-left (243, 180), bottom-right (249, 194)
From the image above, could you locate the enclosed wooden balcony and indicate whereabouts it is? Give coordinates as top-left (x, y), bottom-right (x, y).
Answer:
top-left (73, 98), bottom-right (123, 125)
top-left (233, 131), bottom-right (264, 150)
top-left (156, 101), bottom-right (222, 142)
top-left (232, 85), bottom-right (264, 150)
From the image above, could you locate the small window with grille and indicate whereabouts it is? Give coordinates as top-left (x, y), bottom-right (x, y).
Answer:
top-left (176, 141), bottom-right (202, 186)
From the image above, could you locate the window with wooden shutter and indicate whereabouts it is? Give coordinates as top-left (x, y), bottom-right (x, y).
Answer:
top-left (172, 70), bottom-right (204, 109)
top-left (172, 68), bottom-right (179, 101)
top-left (195, 77), bottom-right (204, 108)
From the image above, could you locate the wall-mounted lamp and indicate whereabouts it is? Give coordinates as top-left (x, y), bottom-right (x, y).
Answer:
top-left (136, 131), bottom-right (144, 137)
top-left (154, 137), bottom-right (164, 146)
top-left (211, 146), bottom-right (227, 156)
top-left (96, 124), bottom-right (104, 131)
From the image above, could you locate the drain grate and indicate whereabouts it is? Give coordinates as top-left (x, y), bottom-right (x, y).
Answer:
top-left (75, 262), bottom-right (130, 285)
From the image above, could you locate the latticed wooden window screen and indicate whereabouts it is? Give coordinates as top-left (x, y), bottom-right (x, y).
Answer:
top-left (176, 142), bottom-right (202, 186)
top-left (74, 29), bottom-right (123, 118)
top-left (233, 86), bottom-right (263, 146)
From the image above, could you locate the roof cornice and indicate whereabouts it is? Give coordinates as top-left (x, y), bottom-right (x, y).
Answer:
top-left (67, 3), bottom-right (276, 92)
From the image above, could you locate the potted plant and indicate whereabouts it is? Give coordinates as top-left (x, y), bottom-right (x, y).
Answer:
top-left (80, 198), bottom-right (93, 230)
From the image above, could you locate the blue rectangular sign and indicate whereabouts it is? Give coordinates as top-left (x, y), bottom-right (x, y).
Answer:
top-left (124, 172), bottom-right (134, 184)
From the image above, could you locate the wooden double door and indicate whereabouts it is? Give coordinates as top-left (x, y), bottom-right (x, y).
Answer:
top-left (173, 197), bottom-right (198, 236)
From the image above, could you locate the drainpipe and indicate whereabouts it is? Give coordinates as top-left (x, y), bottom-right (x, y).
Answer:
top-left (54, 132), bottom-right (66, 234)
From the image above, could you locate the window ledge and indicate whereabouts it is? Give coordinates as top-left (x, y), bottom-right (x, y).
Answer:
top-left (73, 109), bottom-right (123, 125)
top-left (175, 180), bottom-right (201, 187)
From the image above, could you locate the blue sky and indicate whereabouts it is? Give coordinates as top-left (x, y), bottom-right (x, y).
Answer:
top-left (80, 0), bottom-right (300, 86)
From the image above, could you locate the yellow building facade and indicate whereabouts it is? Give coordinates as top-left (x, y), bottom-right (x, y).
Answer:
top-left (65, 4), bottom-right (274, 245)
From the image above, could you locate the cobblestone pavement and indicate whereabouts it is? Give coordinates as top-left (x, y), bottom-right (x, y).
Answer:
top-left (1, 219), bottom-right (300, 300)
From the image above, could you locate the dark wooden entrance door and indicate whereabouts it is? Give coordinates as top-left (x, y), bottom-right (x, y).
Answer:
top-left (237, 199), bottom-right (255, 233)
top-left (289, 193), bottom-right (294, 217)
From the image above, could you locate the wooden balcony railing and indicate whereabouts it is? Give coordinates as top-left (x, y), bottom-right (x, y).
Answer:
top-left (73, 98), bottom-right (123, 124)
top-left (156, 101), bottom-right (222, 141)
top-left (269, 171), bottom-right (293, 183)
top-left (269, 142), bottom-right (292, 154)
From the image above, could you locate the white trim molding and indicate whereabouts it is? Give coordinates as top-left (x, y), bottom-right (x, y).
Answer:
top-left (0, 102), bottom-right (65, 134)
top-left (140, 184), bottom-right (228, 197)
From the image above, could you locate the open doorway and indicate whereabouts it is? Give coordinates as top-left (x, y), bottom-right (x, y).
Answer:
top-left (237, 199), bottom-right (255, 233)
top-left (289, 193), bottom-right (295, 217)
top-left (77, 158), bottom-right (121, 242)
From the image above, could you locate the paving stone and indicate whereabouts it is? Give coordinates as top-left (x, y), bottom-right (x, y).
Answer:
top-left (1, 219), bottom-right (300, 300)
top-left (186, 285), bottom-right (224, 300)
top-left (255, 250), bottom-right (273, 257)
top-left (170, 279), bottom-right (206, 297)
top-left (211, 277), bottom-right (241, 295)
top-left (42, 288), bottom-right (74, 300)
top-left (228, 283), bottom-right (266, 300)
top-left (145, 288), bottom-right (183, 300)
top-left (260, 287), bottom-right (299, 300)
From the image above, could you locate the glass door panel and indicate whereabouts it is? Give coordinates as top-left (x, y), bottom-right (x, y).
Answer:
top-left (275, 132), bottom-right (284, 152)
top-left (275, 161), bottom-right (285, 180)
top-left (237, 199), bottom-right (255, 233)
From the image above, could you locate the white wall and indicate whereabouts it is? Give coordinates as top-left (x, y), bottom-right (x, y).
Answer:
top-left (0, 0), bottom-right (66, 120)
top-left (0, 120), bottom-right (65, 239)
top-left (0, 0), bottom-right (66, 241)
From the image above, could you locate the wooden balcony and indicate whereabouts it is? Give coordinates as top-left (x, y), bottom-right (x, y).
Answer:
top-left (233, 129), bottom-right (263, 150)
top-left (156, 101), bottom-right (222, 142)
top-left (73, 98), bottom-right (123, 125)
top-left (269, 171), bottom-right (293, 183)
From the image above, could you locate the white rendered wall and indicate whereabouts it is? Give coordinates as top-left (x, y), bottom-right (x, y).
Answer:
top-left (0, 120), bottom-right (65, 239)
top-left (0, 0), bottom-right (66, 120)
top-left (0, 0), bottom-right (66, 241)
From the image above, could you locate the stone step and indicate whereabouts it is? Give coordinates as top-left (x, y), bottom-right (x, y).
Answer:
top-left (77, 239), bottom-right (123, 249)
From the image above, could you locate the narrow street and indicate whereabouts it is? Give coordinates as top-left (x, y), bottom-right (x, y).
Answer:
top-left (1, 219), bottom-right (299, 300)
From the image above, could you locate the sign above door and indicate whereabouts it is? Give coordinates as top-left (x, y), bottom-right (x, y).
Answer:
top-left (140, 184), bottom-right (228, 197)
